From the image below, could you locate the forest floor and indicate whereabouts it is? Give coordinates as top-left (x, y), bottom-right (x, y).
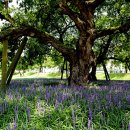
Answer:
top-left (0, 78), bottom-right (130, 129)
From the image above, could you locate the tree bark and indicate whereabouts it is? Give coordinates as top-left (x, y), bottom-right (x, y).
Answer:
top-left (68, 39), bottom-right (95, 86)
top-left (61, 58), bottom-right (65, 80)
top-left (62, 5), bottom-right (96, 86)
top-left (1, 40), bottom-right (8, 90)
top-left (126, 62), bottom-right (130, 71)
top-left (6, 37), bottom-right (27, 85)
top-left (69, 61), bottom-right (80, 86)
top-left (125, 63), bottom-right (128, 73)
top-left (39, 65), bottom-right (43, 73)
top-left (65, 60), bottom-right (68, 78)
top-left (102, 62), bottom-right (110, 81)
top-left (89, 63), bottom-right (97, 81)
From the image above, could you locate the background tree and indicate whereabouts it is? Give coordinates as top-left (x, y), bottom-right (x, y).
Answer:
top-left (107, 33), bottom-right (130, 73)
top-left (24, 38), bottom-right (50, 72)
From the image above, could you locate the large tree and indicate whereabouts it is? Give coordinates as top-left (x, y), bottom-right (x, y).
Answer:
top-left (1, 0), bottom-right (130, 86)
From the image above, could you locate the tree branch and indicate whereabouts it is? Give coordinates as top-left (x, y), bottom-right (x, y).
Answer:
top-left (71, 0), bottom-right (93, 24)
top-left (0, 26), bottom-right (75, 60)
top-left (0, 0), bottom-right (15, 26)
top-left (96, 19), bottom-right (130, 38)
top-left (4, 14), bottom-right (15, 25)
top-left (59, 1), bottom-right (84, 31)
top-left (107, 57), bottom-right (125, 62)
top-left (71, 0), bottom-right (87, 14)
top-left (97, 36), bottom-right (113, 64)
top-left (90, 0), bottom-right (106, 9)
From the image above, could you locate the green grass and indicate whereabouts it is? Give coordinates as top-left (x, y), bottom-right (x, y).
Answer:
top-left (12, 71), bottom-right (130, 80)
top-left (13, 71), bottom-right (130, 80)
top-left (0, 70), bottom-right (130, 80)
top-left (11, 72), bottom-right (67, 79)
top-left (96, 73), bottom-right (130, 80)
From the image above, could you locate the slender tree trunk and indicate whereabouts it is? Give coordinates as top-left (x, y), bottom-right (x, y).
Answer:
top-left (65, 60), bottom-right (68, 78)
top-left (89, 63), bottom-right (97, 81)
top-left (61, 59), bottom-right (65, 80)
top-left (39, 66), bottom-right (43, 73)
top-left (39, 63), bottom-right (43, 73)
top-left (1, 40), bottom-right (8, 90)
top-left (126, 62), bottom-right (130, 71)
top-left (125, 62), bottom-right (128, 73)
top-left (102, 62), bottom-right (110, 81)
top-left (6, 37), bottom-right (27, 85)
top-left (19, 70), bottom-right (22, 77)
top-left (125, 66), bottom-right (128, 73)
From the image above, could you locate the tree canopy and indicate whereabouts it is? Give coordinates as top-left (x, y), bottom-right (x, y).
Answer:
top-left (1, 0), bottom-right (130, 87)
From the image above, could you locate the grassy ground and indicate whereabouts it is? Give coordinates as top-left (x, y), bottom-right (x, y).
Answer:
top-left (0, 79), bottom-right (130, 129)
top-left (96, 73), bottom-right (130, 80)
top-left (12, 72), bottom-right (63, 79)
top-left (0, 69), bottom-right (130, 80)
top-left (0, 72), bottom-right (130, 129)
top-left (11, 71), bottom-right (130, 80)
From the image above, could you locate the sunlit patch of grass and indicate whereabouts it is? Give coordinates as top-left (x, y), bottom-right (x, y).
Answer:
top-left (11, 71), bottom-right (67, 79)
top-left (97, 73), bottom-right (130, 80)
top-left (109, 73), bottom-right (130, 80)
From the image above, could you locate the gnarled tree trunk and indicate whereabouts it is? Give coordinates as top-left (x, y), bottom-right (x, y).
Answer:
top-left (68, 33), bottom-right (95, 86)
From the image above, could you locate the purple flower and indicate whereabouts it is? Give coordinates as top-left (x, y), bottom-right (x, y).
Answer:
top-left (14, 121), bottom-right (17, 130)
top-left (88, 108), bottom-right (92, 120)
top-left (71, 108), bottom-right (76, 130)
top-left (88, 119), bottom-right (91, 130)
top-left (128, 124), bottom-right (130, 130)
top-left (44, 89), bottom-right (50, 102)
top-left (62, 94), bottom-right (67, 101)
top-left (27, 108), bottom-right (31, 124)
top-left (14, 105), bottom-right (18, 113)
top-left (88, 108), bottom-right (92, 130)
top-left (55, 99), bottom-right (59, 109)
top-left (126, 95), bottom-right (130, 103)
top-left (7, 124), bottom-right (11, 130)
top-left (118, 101), bottom-right (121, 108)
top-left (14, 105), bottom-right (19, 120)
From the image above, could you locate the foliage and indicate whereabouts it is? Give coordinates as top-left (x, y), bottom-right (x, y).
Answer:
top-left (111, 33), bottom-right (130, 60)
top-left (1, 0), bottom-right (130, 85)
top-left (23, 38), bottom-right (50, 66)
top-left (49, 48), bottom-right (64, 68)
top-left (95, 0), bottom-right (130, 29)
top-left (0, 0), bottom-right (77, 71)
